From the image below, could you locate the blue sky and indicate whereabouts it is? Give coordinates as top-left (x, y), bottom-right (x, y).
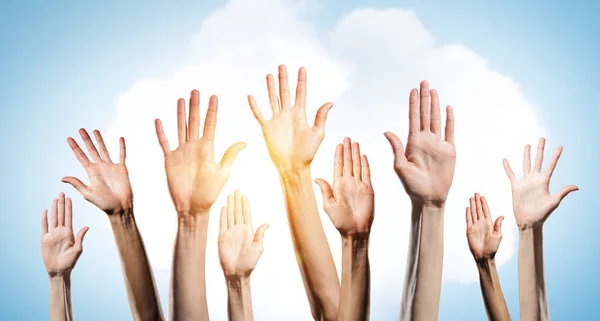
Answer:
top-left (1, 0), bottom-right (599, 320)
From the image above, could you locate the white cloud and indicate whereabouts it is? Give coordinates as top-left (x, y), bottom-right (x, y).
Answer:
top-left (104, 0), bottom-right (544, 319)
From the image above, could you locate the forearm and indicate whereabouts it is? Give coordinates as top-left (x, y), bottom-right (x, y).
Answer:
top-left (412, 203), bottom-right (444, 321)
top-left (339, 235), bottom-right (370, 321)
top-left (518, 226), bottom-right (548, 321)
top-left (48, 274), bottom-right (72, 321)
top-left (226, 276), bottom-right (254, 321)
top-left (477, 258), bottom-right (511, 321)
top-left (280, 168), bottom-right (340, 321)
top-left (109, 211), bottom-right (164, 321)
top-left (170, 214), bottom-right (210, 321)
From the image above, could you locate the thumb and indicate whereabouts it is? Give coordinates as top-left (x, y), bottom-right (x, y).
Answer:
top-left (554, 185), bottom-right (579, 204)
top-left (493, 216), bottom-right (504, 235)
top-left (62, 176), bottom-right (89, 197)
top-left (253, 224), bottom-right (269, 248)
top-left (383, 132), bottom-right (407, 164)
top-left (312, 102), bottom-right (334, 132)
top-left (219, 142), bottom-right (247, 173)
top-left (314, 178), bottom-right (334, 203)
top-left (75, 226), bottom-right (90, 250)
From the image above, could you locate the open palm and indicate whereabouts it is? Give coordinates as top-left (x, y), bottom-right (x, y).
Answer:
top-left (218, 191), bottom-right (269, 277)
top-left (503, 138), bottom-right (578, 228)
top-left (385, 81), bottom-right (456, 206)
top-left (465, 193), bottom-right (504, 260)
top-left (248, 65), bottom-right (333, 172)
top-left (316, 138), bottom-right (374, 236)
top-left (155, 91), bottom-right (246, 214)
top-left (41, 193), bottom-right (89, 276)
top-left (63, 129), bottom-right (132, 215)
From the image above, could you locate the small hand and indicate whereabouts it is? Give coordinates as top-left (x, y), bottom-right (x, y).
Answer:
top-left (62, 129), bottom-right (132, 215)
top-left (218, 190), bottom-right (269, 278)
top-left (502, 138), bottom-right (578, 228)
top-left (466, 193), bottom-right (503, 261)
top-left (248, 65), bottom-right (333, 172)
top-left (384, 81), bottom-right (456, 206)
top-left (155, 91), bottom-right (246, 215)
top-left (315, 138), bottom-right (374, 236)
top-left (41, 193), bottom-right (89, 277)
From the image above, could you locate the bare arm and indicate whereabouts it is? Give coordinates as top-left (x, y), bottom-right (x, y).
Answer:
top-left (385, 81), bottom-right (456, 321)
top-left (502, 138), bottom-right (578, 321)
top-left (63, 129), bottom-right (163, 321)
top-left (316, 138), bottom-right (374, 321)
top-left (466, 194), bottom-right (510, 321)
top-left (41, 194), bottom-right (89, 321)
top-left (218, 191), bottom-right (269, 321)
top-left (154, 91), bottom-right (245, 320)
top-left (248, 65), bottom-right (338, 320)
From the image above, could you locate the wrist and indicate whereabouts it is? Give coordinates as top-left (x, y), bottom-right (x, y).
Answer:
top-left (108, 208), bottom-right (136, 227)
top-left (225, 274), bottom-right (251, 285)
top-left (178, 211), bottom-right (210, 230)
top-left (517, 221), bottom-right (544, 231)
top-left (475, 256), bottom-right (496, 266)
top-left (48, 272), bottom-right (71, 281)
top-left (278, 166), bottom-right (311, 180)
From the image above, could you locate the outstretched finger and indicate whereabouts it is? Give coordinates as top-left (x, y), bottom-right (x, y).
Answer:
top-left (58, 193), bottom-right (65, 226)
top-left (42, 209), bottom-right (49, 234)
top-left (343, 137), bottom-right (353, 176)
top-left (278, 65), bottom-right (291, 108)
top-left (502, 159), bottom-right (516, 182)
top-left (470, 197), bottom-right (478, 220)
top-left (466, 207), bottom-right (473, 228)
top-left (154, 119), bottom-right (172, 155)
top-left (177, 98), bottom-right (187, 146)
top-left (553, 185), bottom-right (579, 204)
top-left (61, 176), bottom-right (89, 198)
top-left (533, 137), bottom-right (546, 172)
top-left (202, 95), bottom-right (218, 141)
top-left (242, 195), bottom-right (253, 230)
top-left (93, 130), bottom-right (113, 163)
top-left (445, 106), bottom-right (455, 144)
top-left (544, 146), bottom-right (563, 178)
top-left (430, 89), bottom-right (442, 138)
top-left (352, 142), bottom-right (362, 178)
top-left (65, 197), bottom-right (73, 230)
top-left (247, 95), bottom-right (266, 126)
top-left (408, 88), bottom-right (419, 134)
top-left (419, 81), bottom-right (431, 132)
top-left (334, 144), bottom-right (343, 179)
top-left (67, 137), bottom-right (91, 168)
top-left (188, 90), bottom-right (201, 140)
top-left (219, 207), bottom-right (227, 234)
top-left (79, 128), bottom-right (102, 162)
top-left (234, 190), bottom-right (243, 225)
top-left (227, 194), bottom-right (234, 229)
top-left (51, 198), bottom-right (58, 229)
top-left (266, 74), bottom-right (280, 115)
top-left (361, 155), bottom-right (371, 185)
top-left (481, 196), bottom-right (492, 219)
top-left (475, 193), bottom-right (485, 219)
top-left (295, 67), bottom-right (307, 108)
top-left (119, 137), bottom-right (126, 164)
top-left (523, 144), bottom-right (531, 176)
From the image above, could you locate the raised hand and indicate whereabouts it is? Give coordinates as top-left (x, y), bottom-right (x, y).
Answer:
top-left (248, 65), bottom-right (333, 172)
top-left (41, 193), bottom-right (89, 277)
top-left (155, 90), bottom-right (246, 215)
top-left (466, 193), bottom-right (504, 261)
top-left (384, 81), bottom-right (455, 206)
top-left (218, 190), bottom-right (269, 278)
top-left (502, 138), bottom-right (578, 228)
top-left (63, 129), bottom-right (132, 215)
top-left (315, 138), bottom-right (374, 236)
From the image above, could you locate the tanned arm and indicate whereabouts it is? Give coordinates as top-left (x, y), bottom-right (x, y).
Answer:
top-left (503, 138), bottom-right (578, 321)
top-left (154, 90), bottom-right (246, 320)
top-left (42, 193), bottom-right (90, 321)
top-left (384, 81), bottom-right (456, 321)
top-left (315, 138), bottom-right (374, 321)
top-left (63, 129), bottom-right (163, 321)
top-left (248, 65), bottom-right (338, 321)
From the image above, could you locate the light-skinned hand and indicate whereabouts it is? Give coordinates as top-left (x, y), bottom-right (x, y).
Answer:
top-left (315, 137), bottom-right (374, 237)
top-left (62, 129), bottom-right (132, 215)
top-left (502, 138), bottom-right (578, 229)
top-left (41, 193), bottom-right (89, 277)
top-left (218, 190), bottom-right (269, 278)
top-left (155, 90), bottom-right (246, 215)
top-left (384, 81), bottom-right (455, 207)
top-left (466, 193), bottom-right (504, 261)
top-left (248, 65), bottom-right (334, 172)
